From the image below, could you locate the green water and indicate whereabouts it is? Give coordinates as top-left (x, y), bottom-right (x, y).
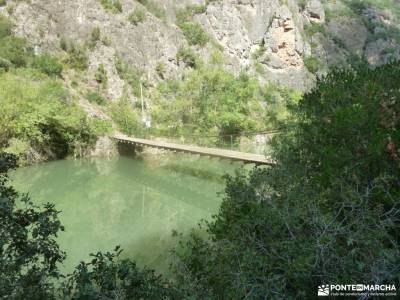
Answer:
top-left (11, 154), bottom-right (243, 274)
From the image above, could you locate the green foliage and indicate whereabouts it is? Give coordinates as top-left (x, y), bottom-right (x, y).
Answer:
top-left (95, 63), bottom-right (107, 88)
top-left (86, 91), bottom-right (107, 105)
top-left (0, 57), bottom-right (11, 71)
top-left (176, 47), bottom-right (201, 68)
top-left (128, 8), bottom-right (146, 25)
top-left (0, 71), bottom-right (96, 158)
top-left (89, 118), bottom-right (113, 135)
top-left (100, 0), bottom-right (122, 13)
top-left (91, 26), bottom-right (101, 42)
top-left (155, 61), bottom-right (166, 78)
top-left (115, 56), bottom-right (144, 97)
top-left (0, 14), bottom-right (12, 39)
top-left (176, 4), bottom-right (206, 24)
top-left (0, 36), bottom-right (32, 67)
top-left (303, 55), bottom-right (321, 73)
top-left (304, 22), bottom-right (326, 37)
top-left (179, 22), bottom-right (209, 46)
top-left (32, 54), bottom-right (63, 77)
top-left (151, 66), bottom-right (265, 137)
top-left (0, 0), bottom-right (6, 7)
top-left (0, 153), bottom-right (66, 299)
top-left (62, 247), bottom-right (180, 299)
top-left (88, 26), bottom-right (101, 49)
top-left (110, 99), bottom-right (143, 135)
top-left (173, 62), bottom-right (400, 298)
top-left (63, 41), bottom-right (88, 70)
top-left (137, 0), bottom-right (166, 21)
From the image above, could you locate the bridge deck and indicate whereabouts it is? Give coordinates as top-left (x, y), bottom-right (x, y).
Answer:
top-left (113, 135), bottom-right (274, 165)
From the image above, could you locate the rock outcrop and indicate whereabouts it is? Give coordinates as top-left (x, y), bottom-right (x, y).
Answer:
top-left (2, 0), bottom-right (399, 94)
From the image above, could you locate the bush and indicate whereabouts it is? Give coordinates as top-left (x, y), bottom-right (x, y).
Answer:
top-left (88, 27), bottom-right (101, 48)
top-left (95, 63), bottom-right (107, 87)
top-left (62, 41), bottom-right (88, 70)
top-left (137, 0), bottom-right (166, 21)
top-left (173, 62), bottom-right (400, 298)
top-left (0, 71), bottom-right (95, 158)
top-left (99, 0), bottom-right (122, 13)
top-left (176, 4), bottom-right (206, 24)
top-left (32, 54), bottom-right (63, 77)
top-left (0, 14), bottom-right (12, 39)
top-left (128, 8), bottom-right (146, 25)
top-left (110, 99), bottom-right (143, 135)
top-left (0, 57), bottom-right (11, 71)
top-left (303, 56), bottom-right (321, 73)
top-left (155, 61), bottom-right (166, 78)
top-left (0, 36), bottom-right (32, 67)
top-left (115, 56), bottom-right (144, 97)
top-left (179, 22), bottom-right (209, 46)
top-left (0, 153), bottom-right (66, 299)
top-left (176, 47), bottom-right (201, 68)
top-left (86, 91), bottom-right (107, 105)
top-left (151, 66), bottom-right (264, 137)
top-left (62, 247), bottom-right (180, 299)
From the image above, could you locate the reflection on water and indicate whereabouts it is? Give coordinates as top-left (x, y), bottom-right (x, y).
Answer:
top-left (11, 154), bottom-right (245, 274)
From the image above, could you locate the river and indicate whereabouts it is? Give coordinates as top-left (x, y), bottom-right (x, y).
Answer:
top-left (11, 153), bottom-right (247, 274)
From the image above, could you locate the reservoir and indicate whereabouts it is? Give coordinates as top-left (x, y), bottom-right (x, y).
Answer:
top-left (11, 153), bottom-right (245, 274)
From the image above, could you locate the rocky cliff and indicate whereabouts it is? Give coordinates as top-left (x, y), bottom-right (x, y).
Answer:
top-left (2, 0), bottom-right (400, 96)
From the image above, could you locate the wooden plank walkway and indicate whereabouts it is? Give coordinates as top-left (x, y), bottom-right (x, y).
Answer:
top-left (112, 135), bottom-right (274, 165)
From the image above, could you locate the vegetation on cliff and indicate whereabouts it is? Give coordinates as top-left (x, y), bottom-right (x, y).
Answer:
top-left (0, 15), bottom-right (110, 163)
top-left (1, 61), bottom-right (399, 298)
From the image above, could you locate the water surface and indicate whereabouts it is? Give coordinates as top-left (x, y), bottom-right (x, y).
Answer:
top-left (11, 154), bottom-right (243, 273)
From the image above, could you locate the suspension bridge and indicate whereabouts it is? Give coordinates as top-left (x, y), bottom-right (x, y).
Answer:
top-left (112, 134), bottom-right (276, 166)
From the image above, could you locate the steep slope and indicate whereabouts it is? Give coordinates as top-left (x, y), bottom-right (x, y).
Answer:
top-left (3, 0), bottom-right (400, 95)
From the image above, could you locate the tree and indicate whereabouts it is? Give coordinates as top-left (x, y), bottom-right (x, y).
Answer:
top-left (0, 152), bottom-right (65, 299)
top-left (173, 62), bottom-right (400, 298)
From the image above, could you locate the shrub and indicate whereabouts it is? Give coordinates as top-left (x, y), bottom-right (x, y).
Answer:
top-left (110, 99), bottom-right (142, 135)
top-left (0, 153), bottom-right (66, 299)
top-left (155, 61), bottom-right (165, 78)
top-left (176, 4), bottom-right (206, 24)
top-left (62, 41), bottom-right (88, 70)
top-left (179, 22), bottom-right (209, 46)
top-left (137, 0), bottom-right (166, 21)
top-left (176, 47), bottom-right (201, 68)
top-left (173, 62), bottom-right (400, 299)
top-left (0, 57), bottom-right (11, 71)
top-left (95, 64), bottom-right (107, 87)
top-left (88, 27), bottom-right (101, 48)
top-left (303, 56), bottom-right (321, 73)
top-left (0, 36), bottom-right (32, 67)
top-left (0, 14), bottom-right (12, 39)
top-left (86, 91), bottom-right (107, 105)
top-left (62, 248), bottom-right (180, 299)
top-left (91, 27), bottom-right (101, 42)
top-left (152, 66), bottom-right (263, 137)
top-left (115, 56), bottom-right (144, 96)
top-left (99, 0), bottom-right (122, 13)
top-left (32, 54), bottom-right (63, 77)
top-left (0, 71), bottom-right (95, 157)
top-left (128, 8), bottom-right (146, 25)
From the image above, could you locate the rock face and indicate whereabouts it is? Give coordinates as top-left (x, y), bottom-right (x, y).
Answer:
top-left (2, 0), bottom-right (400, 94)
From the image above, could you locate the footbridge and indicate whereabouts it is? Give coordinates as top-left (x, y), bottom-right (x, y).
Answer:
top-left (112, 135), bottom-right (275, 166)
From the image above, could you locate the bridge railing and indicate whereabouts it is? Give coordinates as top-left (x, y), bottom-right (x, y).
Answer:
top-left (134, 129), bottom-right (281, 155)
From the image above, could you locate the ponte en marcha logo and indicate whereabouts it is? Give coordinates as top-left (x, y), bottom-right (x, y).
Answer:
top-left (318, 284), bottom-right (397, 297)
